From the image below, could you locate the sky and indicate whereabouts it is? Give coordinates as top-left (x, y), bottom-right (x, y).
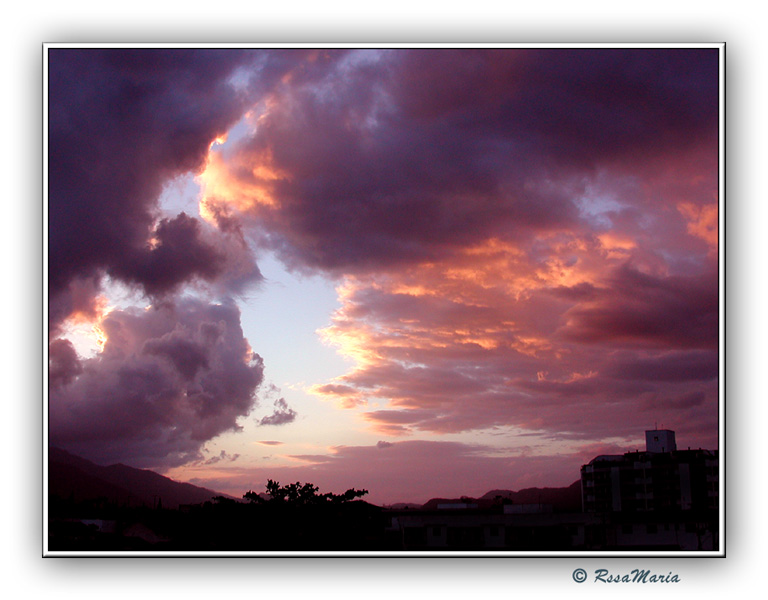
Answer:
top-left (46, 46), bottom-right (721, 505)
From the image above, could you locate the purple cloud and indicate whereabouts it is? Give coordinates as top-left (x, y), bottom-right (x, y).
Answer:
top-left (258, 397), bottom-right (297, 426)
top-left (198, 49), bottom-right (718, 275)
top-left (49, 297), bottom-right (264, 468)
top-left (48, 50), bottom-right (264, 315)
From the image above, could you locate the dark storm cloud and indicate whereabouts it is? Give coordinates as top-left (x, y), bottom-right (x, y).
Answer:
top-left (109, 212), bottom-right (225, 297)
top-left (48, 338), bottom-right (83, 388)
top-left (603, 350), bottom-right (719, 382)
top-left (204, 48), bottom-right (718, 273)
top-left (558, 263), bottom-right (719, 348)
top-left (46, 49), bottom-right (330, 468)
top-left (47, 49), bottom-right (315, 328)
top-left (49, 50), bottom-right (242, 290)
top-left (49, 297), bottom-right (264, 468)
top-left (475, 49), bottom-right (718, 167)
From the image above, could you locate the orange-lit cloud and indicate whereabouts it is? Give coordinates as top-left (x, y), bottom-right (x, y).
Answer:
top-left (678, 202), bottom-right (719, 249)
top-left (306, 221), bottom-right (718, 443)
top-left (198, 146), bottom-right (288, 220)
top-left (50, 297), bottom-right (265, 469)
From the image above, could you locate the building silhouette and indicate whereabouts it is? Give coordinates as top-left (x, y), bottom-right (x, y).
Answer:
top-left (381, 429), bottom-right (719, 551)
top-left (581, 429), bottom-right (718, 513)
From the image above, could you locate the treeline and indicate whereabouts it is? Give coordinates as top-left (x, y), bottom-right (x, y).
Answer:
top-left (48, 480), bottom-right (392, 552)
top-left (242, 479), bottom-right (369, 506)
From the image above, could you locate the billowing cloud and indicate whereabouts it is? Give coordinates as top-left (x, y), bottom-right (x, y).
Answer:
top-left (189, 49), bottom-right (719, 453)
top-left (311, 255), bottom-right (718, 446)
top-left (187, 48), bottom-right (716, 451)
top-left (48, 338), bottom-right (83, 388)
top-left (47, 49), bottom-right (268, 323)
top-left (46, 49), bottom-right (317, 467)
top-left (49, 297), bottom-right (264, 468)
top-left (197, 48), bottom-right (718, 275)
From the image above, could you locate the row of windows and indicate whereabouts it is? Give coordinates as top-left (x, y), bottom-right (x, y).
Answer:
top-left (621, 522), bottom-right (699, 534)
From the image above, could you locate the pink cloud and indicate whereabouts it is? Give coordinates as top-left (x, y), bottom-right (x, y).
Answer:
top-left (309, 237), bottom-right (718, 446)
top-left (49, 297), bottom-right (264, 469)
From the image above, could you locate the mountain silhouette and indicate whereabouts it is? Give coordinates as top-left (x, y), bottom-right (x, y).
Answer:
top-left (48, 447), bottom-right (228, 509)
top-left (420, 480), bottom-right (582, 511)
top-left (49, 446), bottom-right (583, 512)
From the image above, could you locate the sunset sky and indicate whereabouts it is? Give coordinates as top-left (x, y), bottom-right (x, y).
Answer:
top-left (46, 46), bottom-right (722, 505)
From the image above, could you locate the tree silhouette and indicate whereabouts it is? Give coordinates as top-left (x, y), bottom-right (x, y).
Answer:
top-left (243, 480), bottom-right (368, 506)
top-left (242, 490), bottom-right (264, 504)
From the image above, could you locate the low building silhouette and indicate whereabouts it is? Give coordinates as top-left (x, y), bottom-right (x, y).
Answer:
top-left (579, 429), bottom-right (719, 550)
top-left (581, 429), bottom-right (718, 514)
top-left (381, 429), bottom-right (719, 551)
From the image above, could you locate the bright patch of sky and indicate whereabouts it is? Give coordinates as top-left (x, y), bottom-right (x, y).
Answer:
top-left (577, 193), bottom-right (624, 229)
top-left (240, 252), bottom-right (349, 388)
top-left (576, 173), bottom-right (633, 229)
top-left (63, 276), bottom-right (149, 358)
top-left (155, 149), bottom-right (384, 470)
top-left (156, 158), bottom-right (355, 409)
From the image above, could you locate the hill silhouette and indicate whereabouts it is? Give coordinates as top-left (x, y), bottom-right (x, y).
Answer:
top-left (420, 480), bottom-right (582, 511)
top-left (48, 447), bottom-right (226, 509)
top-left (49, 447), bottom-right (582, 513)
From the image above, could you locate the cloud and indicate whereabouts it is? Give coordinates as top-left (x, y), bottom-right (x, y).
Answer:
top-left (49, 296), bottom-right (264, 468)
top-left (226, 49), bottom-right (718, 453)
top-left (558, 263), bottom-right (719, 348)
top-left (48, 48), bottom-right (260, 310)
top-left (197, 48), bottom-right (718, 275)
top-left (189, 50), bottom-right (719, 453)
top-left (47, 49), bottom-right (293, 332)
top-left (602, 350), bottom-right (719, 382)
top-left (108, 212), bottom-right (257, 298)
top-left (196, 450), bottom-right (241, 466)
top-left (46, 49), bottom-right (314, 468)
top-left (48, 338), bottom-right (83, 388)
top-left (258, 397), bottom-right (297, 426)
top-left (309, 241), bottom-right (718, 446)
